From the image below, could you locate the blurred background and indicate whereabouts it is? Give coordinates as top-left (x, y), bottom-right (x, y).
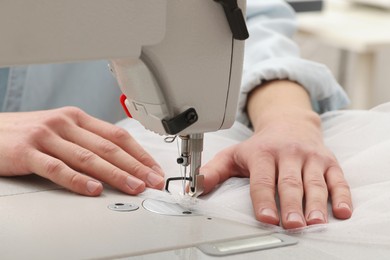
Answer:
top-left (288, 0), bottom-right (390, 109)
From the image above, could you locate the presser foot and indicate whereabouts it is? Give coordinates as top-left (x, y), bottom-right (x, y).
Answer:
top-left (164, 175), bottom-right (204, 197)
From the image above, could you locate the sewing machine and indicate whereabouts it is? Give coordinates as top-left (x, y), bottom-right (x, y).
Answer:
top-left (0, 0), bottom-right (248, 198)
top-left (0, 0), bottom-right (299, 258)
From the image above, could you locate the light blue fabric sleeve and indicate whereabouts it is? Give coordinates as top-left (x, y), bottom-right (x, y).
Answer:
top-left (21, 61), bottom-right (124, 123)
top-left (4, 61), bottom-right (124, 123)
top-left (237, 0), bottom-right (349, 126)
top-left (0, 68), bottom-right (10, 110)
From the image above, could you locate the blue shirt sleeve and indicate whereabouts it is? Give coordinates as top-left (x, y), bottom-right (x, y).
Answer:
top-left (237, 0), bottom-right (349, 126)
top-left (0, 68), bottom-right (10, 110)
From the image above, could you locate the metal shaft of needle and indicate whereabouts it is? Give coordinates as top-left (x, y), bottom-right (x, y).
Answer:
top-left (187, 133), bottom-right (204, 197)
top-left (177, 134), bottom-right (204, 197)
top-left (179, 135), bottom-right (190, 195)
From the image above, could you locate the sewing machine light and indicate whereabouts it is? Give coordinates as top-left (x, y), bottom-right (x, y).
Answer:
top-left (197, 234), bottom-right (298, 256)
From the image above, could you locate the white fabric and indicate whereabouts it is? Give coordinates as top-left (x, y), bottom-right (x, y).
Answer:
top-left (116, 102), bottom-right (390, 257)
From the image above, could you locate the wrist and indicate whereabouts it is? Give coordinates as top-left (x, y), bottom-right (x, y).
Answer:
top-left (251, 106), bottom-right (321, 133)
top-left (247, 80), bottom-right (319, 132)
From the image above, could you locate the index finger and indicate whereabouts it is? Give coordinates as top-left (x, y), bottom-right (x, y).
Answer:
top-left (200, 147), bottom-right (238, 194)
top-left (64, 108), bottom-right (164, 175)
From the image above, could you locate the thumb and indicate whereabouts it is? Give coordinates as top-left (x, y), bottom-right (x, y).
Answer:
top-left (200, 146), bottom-right (248, 194)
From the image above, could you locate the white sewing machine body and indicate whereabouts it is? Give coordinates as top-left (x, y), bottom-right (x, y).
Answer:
top-left (0, 178), bottom-right (297, 259)
top-left (0, 0), bottom-right (245, 136)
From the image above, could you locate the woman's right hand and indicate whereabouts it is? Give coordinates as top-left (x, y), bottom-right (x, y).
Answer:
top-left (0, 107), bottom-right (165, 196)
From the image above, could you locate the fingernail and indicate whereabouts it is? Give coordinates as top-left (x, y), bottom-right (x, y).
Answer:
top-left (152, 166), bottom-right (165, 177)
top-left (287, 212), bottom-right (305, 225)
top-left (336, 202), bottom-right (353, 219)
top-left (338, 202), bottom-right (351, 211)
top-left (260, 208), bottom-right (278, 220)
top-left (147, 172), bottom-right (164, 187)
top-left (126, 176), bottom-right (144, 190)
top-left (308, 210), bottom-right (325, 223)
top-left (87, 180), bottom-right (101, 194)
